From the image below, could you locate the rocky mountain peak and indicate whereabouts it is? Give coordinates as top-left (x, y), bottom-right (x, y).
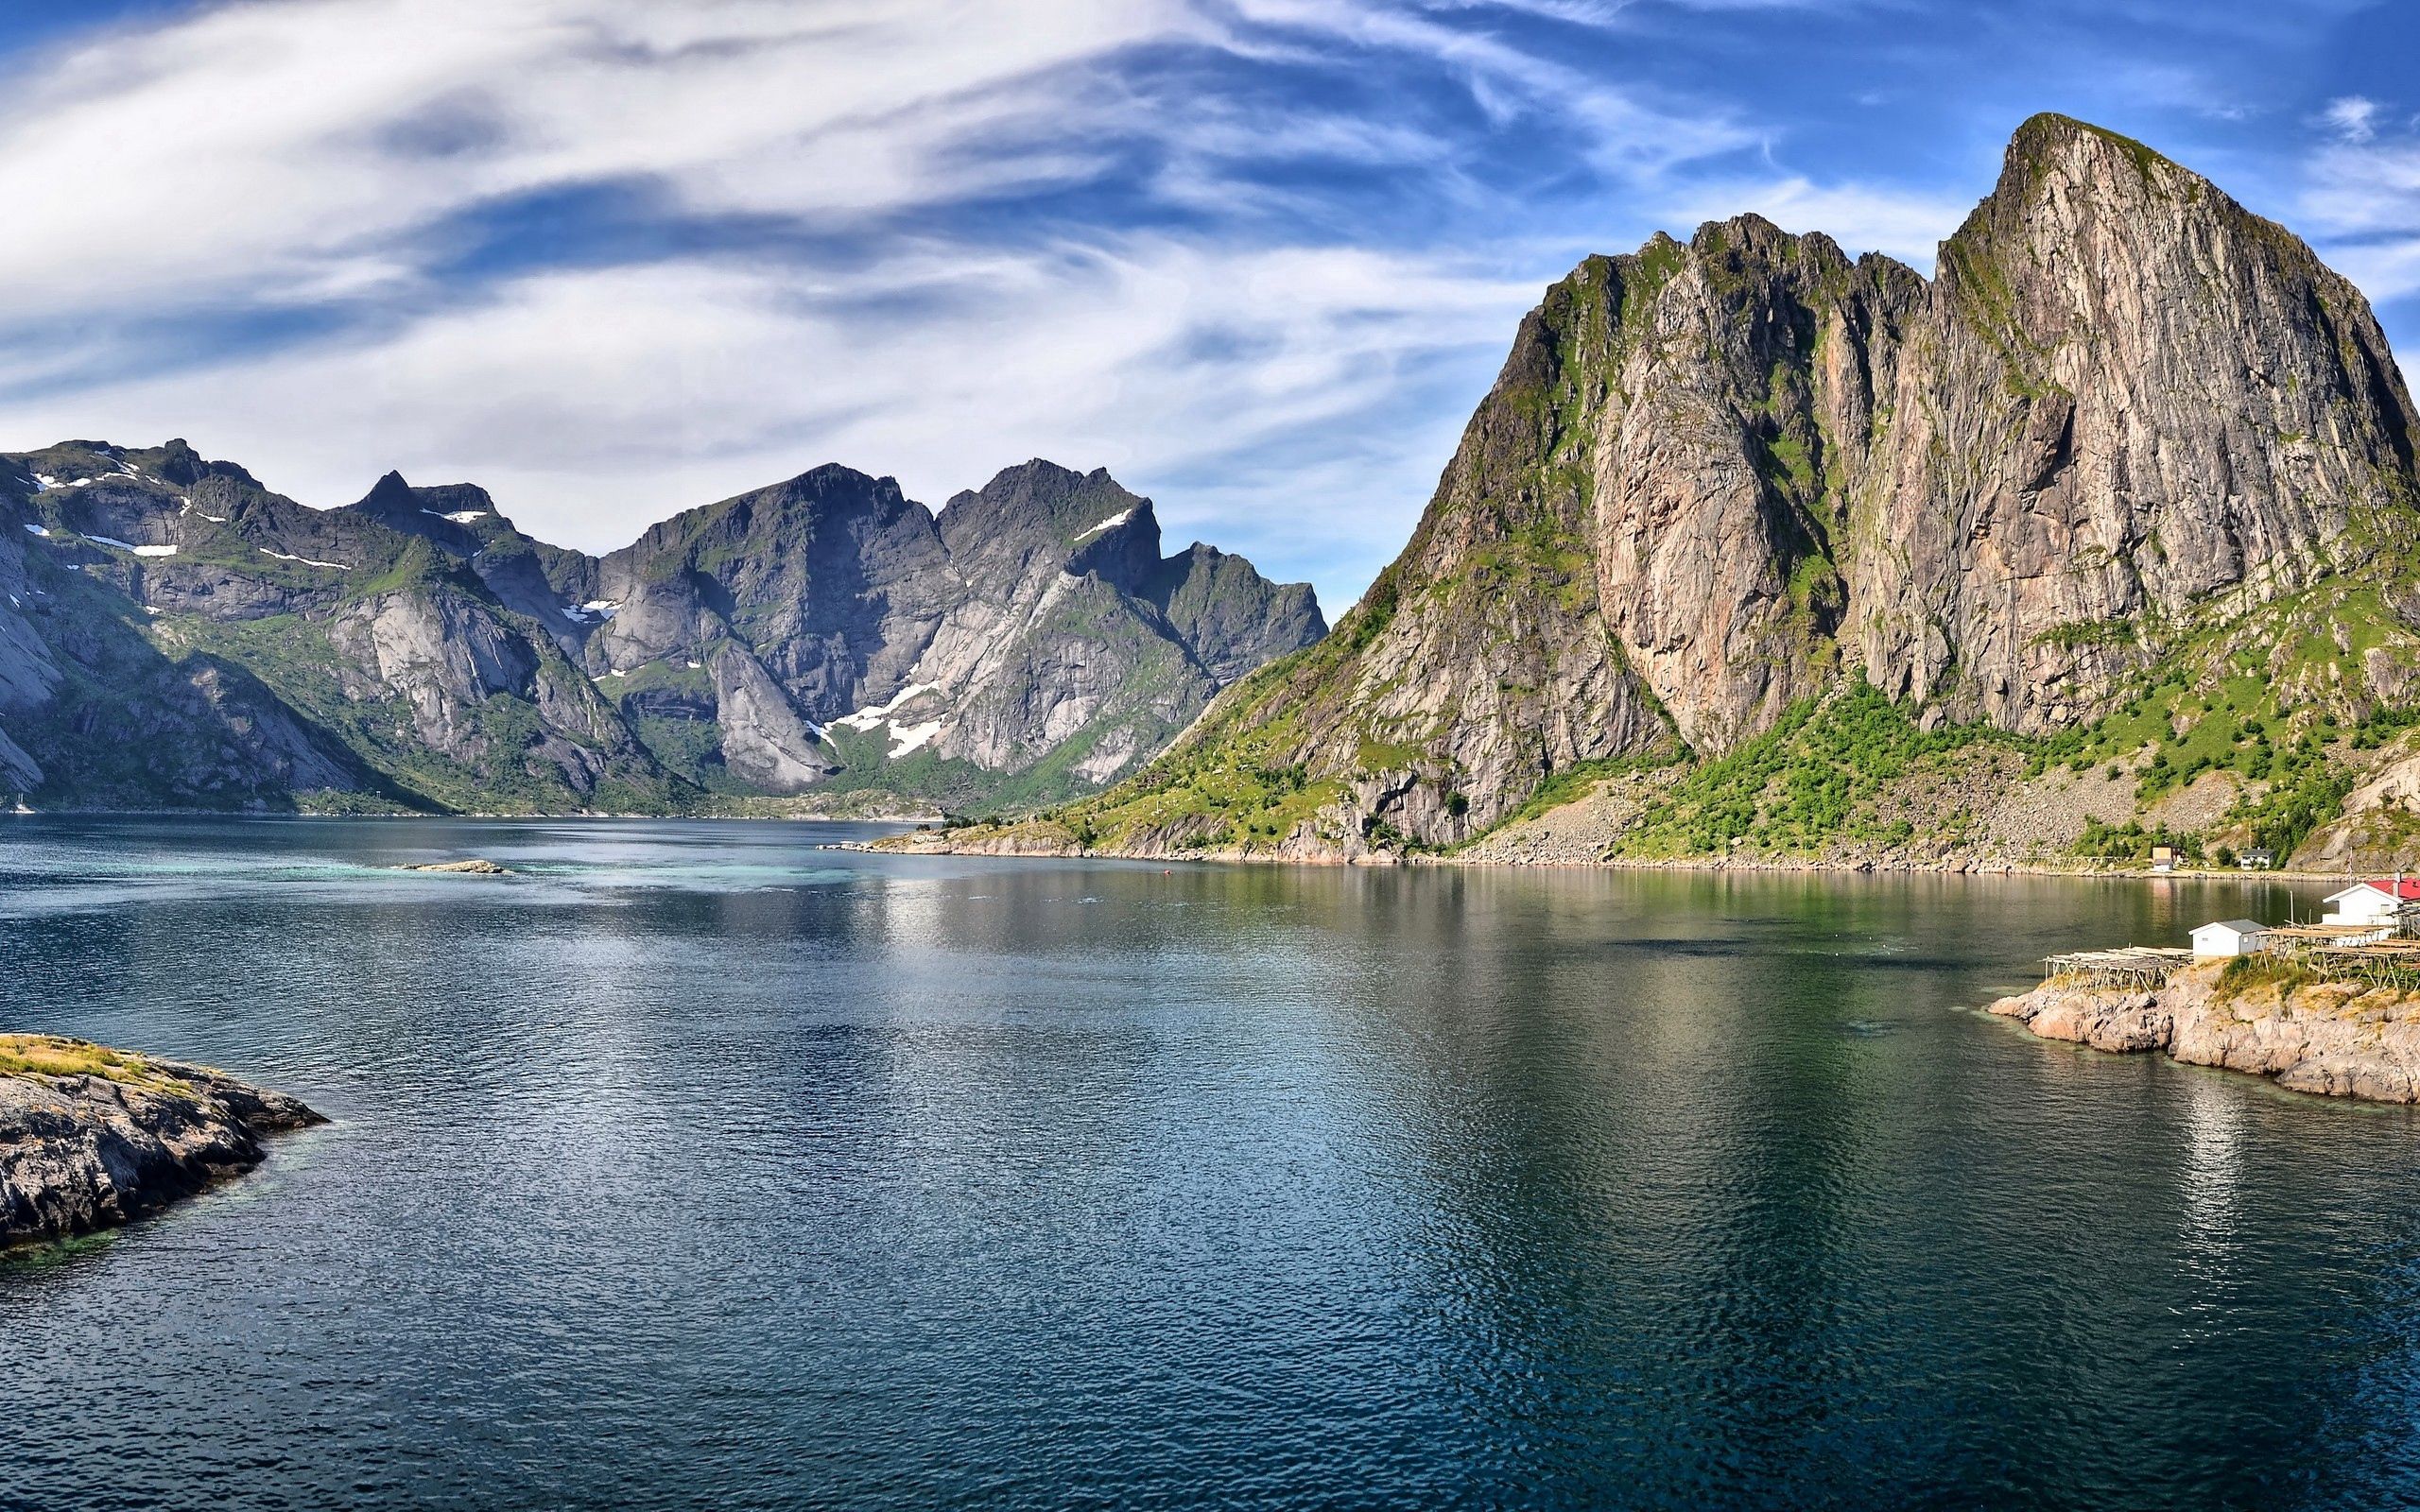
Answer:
top-left (1687, 212), bottom-right (1846, 269)
top-left (776, 461), bottom-right (903, 506)
top-left (942, 458), bottom-right (1150, 539)
top-left (1021, 112), bottom-right (2420, 861)
top-left (351, 470), bottom-right (419, 517)
top-left (150, 438), bottom-right (210, 488)
top-left (1997, 112), bottom-right (2190, 199)
top-left (936, 458), bottom-right (1163, 595)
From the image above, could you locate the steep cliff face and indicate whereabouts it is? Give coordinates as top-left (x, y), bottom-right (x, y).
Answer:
top-left (0, 442), bottom-right (1321, 813)
top-left (1856, 116), bottom-right (2414, 730)
top-left (344, 472), bottom-right (588, 650)
top-left (905, 461), bottom-right (1326, 790)
top-left (1019, 114), bottom-right (2420, 860)
top-left (588, 464), bottom-right (959, 713)
top-left (561, 457), bottom-right (1324, 803)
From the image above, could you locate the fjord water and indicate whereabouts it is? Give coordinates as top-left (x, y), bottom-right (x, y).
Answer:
top-left (3, 819), bottom-right (2415, 1510)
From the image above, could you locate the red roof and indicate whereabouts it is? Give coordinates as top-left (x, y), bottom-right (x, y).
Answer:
top-left (2359, 879), bottom-right (2420, 902)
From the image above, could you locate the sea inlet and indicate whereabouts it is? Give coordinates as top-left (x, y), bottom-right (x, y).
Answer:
top-left (1, 816), bottom-right (2411, 1509)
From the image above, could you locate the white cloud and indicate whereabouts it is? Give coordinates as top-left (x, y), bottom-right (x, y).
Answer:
top-left (2296, 109), bottom-right (2420, 305)
top-left (0, 0), bottom-right (1193, 318)
top-left (2324, 94), bottom-right (2380, 144)
top-left (1220, 0), bottom-right (1755, 175)
top-left (2325, 239), bottom-right (2420, 304)
top-left (0, 0), bottom-right (1744, 325)
top-left (2302, 138), bottom-right (2420, 238)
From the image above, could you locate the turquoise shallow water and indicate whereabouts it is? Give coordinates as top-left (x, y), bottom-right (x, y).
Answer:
top-left (2, 816), bottom-right (2415, 1509)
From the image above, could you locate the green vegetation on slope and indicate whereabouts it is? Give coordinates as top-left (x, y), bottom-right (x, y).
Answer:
top-left (1611, 680), bottom-right (2012, 858)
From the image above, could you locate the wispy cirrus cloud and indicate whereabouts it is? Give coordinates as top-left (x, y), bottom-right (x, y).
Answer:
top-left (2297, 96), bottom-right (2420, 303)
top-left (2323, 94), bottom-right (2381, 144)
top-left (0, 0), bottom-right (1189, 317)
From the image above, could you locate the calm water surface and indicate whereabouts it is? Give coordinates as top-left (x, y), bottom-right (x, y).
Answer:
top-left (2, 816), bottom-right (2416, 1510)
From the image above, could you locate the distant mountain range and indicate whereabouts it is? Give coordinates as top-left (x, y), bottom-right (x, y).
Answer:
top-left (933, 114), bottom-right (2420, 871)
top-left (0, 447), bottom-right (1322, 814)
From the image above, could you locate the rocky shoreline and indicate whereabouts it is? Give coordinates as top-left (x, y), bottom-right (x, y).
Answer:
top-left (0, 1037), bottom-right (324, 1248)
top-left (1987, 961), bottom-right (2420, 1103)
top-left (868, 826), bottom-right (2373, 881)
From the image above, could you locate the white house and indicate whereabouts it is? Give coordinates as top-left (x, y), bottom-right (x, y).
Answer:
top-left (2191, 919), bottom-right (2270, 958)
top-left (2321, 878), bottom-right (2420, 927)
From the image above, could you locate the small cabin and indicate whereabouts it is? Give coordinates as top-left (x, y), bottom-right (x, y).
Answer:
top-left (2191, 919), bottom-right (2269, 958)
top-left (2150, 843), bottom-right (2178, 873)
top-left (2238, 848), bottom-right (2275, 871)
top-left (2322, 879), bottom-right (2420, 927)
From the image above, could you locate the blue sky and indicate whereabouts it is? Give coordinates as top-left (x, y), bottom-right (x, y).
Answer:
top-left (0, 0), bottom-right (2413, 612)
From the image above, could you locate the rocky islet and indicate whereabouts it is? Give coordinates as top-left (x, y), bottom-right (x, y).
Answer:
top-left (0, 1036), bottom-right (323, 1248)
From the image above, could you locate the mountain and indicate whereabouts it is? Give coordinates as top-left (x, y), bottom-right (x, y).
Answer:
top-left (0, 446), bottom-right (1322, 814)
top-left (956, 114), bottom-right (2420, 869)
top-left (539, 458), bottom-right (1322, 807)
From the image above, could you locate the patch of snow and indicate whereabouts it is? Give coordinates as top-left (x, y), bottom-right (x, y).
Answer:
top-left (87, 534), bottom-right (136, 550)
top-left (684, 660), bottom-right (701, 669)
top-left (831, 680), bottom-right (942, 730)
top-left (443, 510), bottom-right (488, 524)
top-left (561, 608), bottom-right (586, 622)
top-left (143, 605), bottom-right (163, 614)
top-left (580, 600), bottom-right (620, 618)
top-left (22, 523), bottom-right (48, 538)
top-left (1071, 507), bottom-right (1134, 544)
top-left (601, 669), bottom-right (625, 679)
top-left (260, 547), bottom-right (350, 570)
top-left (132, 544), bottom-right (178, 558)
top-left (32, 474), bottom-right (58, 491)
top-left (888, 719), bottom-right (945, 756)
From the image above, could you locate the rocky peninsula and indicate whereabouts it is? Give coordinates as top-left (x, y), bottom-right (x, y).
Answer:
top-left (0, 1036), bottom-right (323, 1248)
top-left (1988, 959), bottom-right (2420, 1103)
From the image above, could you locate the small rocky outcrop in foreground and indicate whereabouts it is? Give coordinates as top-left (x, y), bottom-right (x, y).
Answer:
top-left (0, 1036), bottom-right (323, 1248)
top-left (1988, 960), bottom-right (2420, 1103)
